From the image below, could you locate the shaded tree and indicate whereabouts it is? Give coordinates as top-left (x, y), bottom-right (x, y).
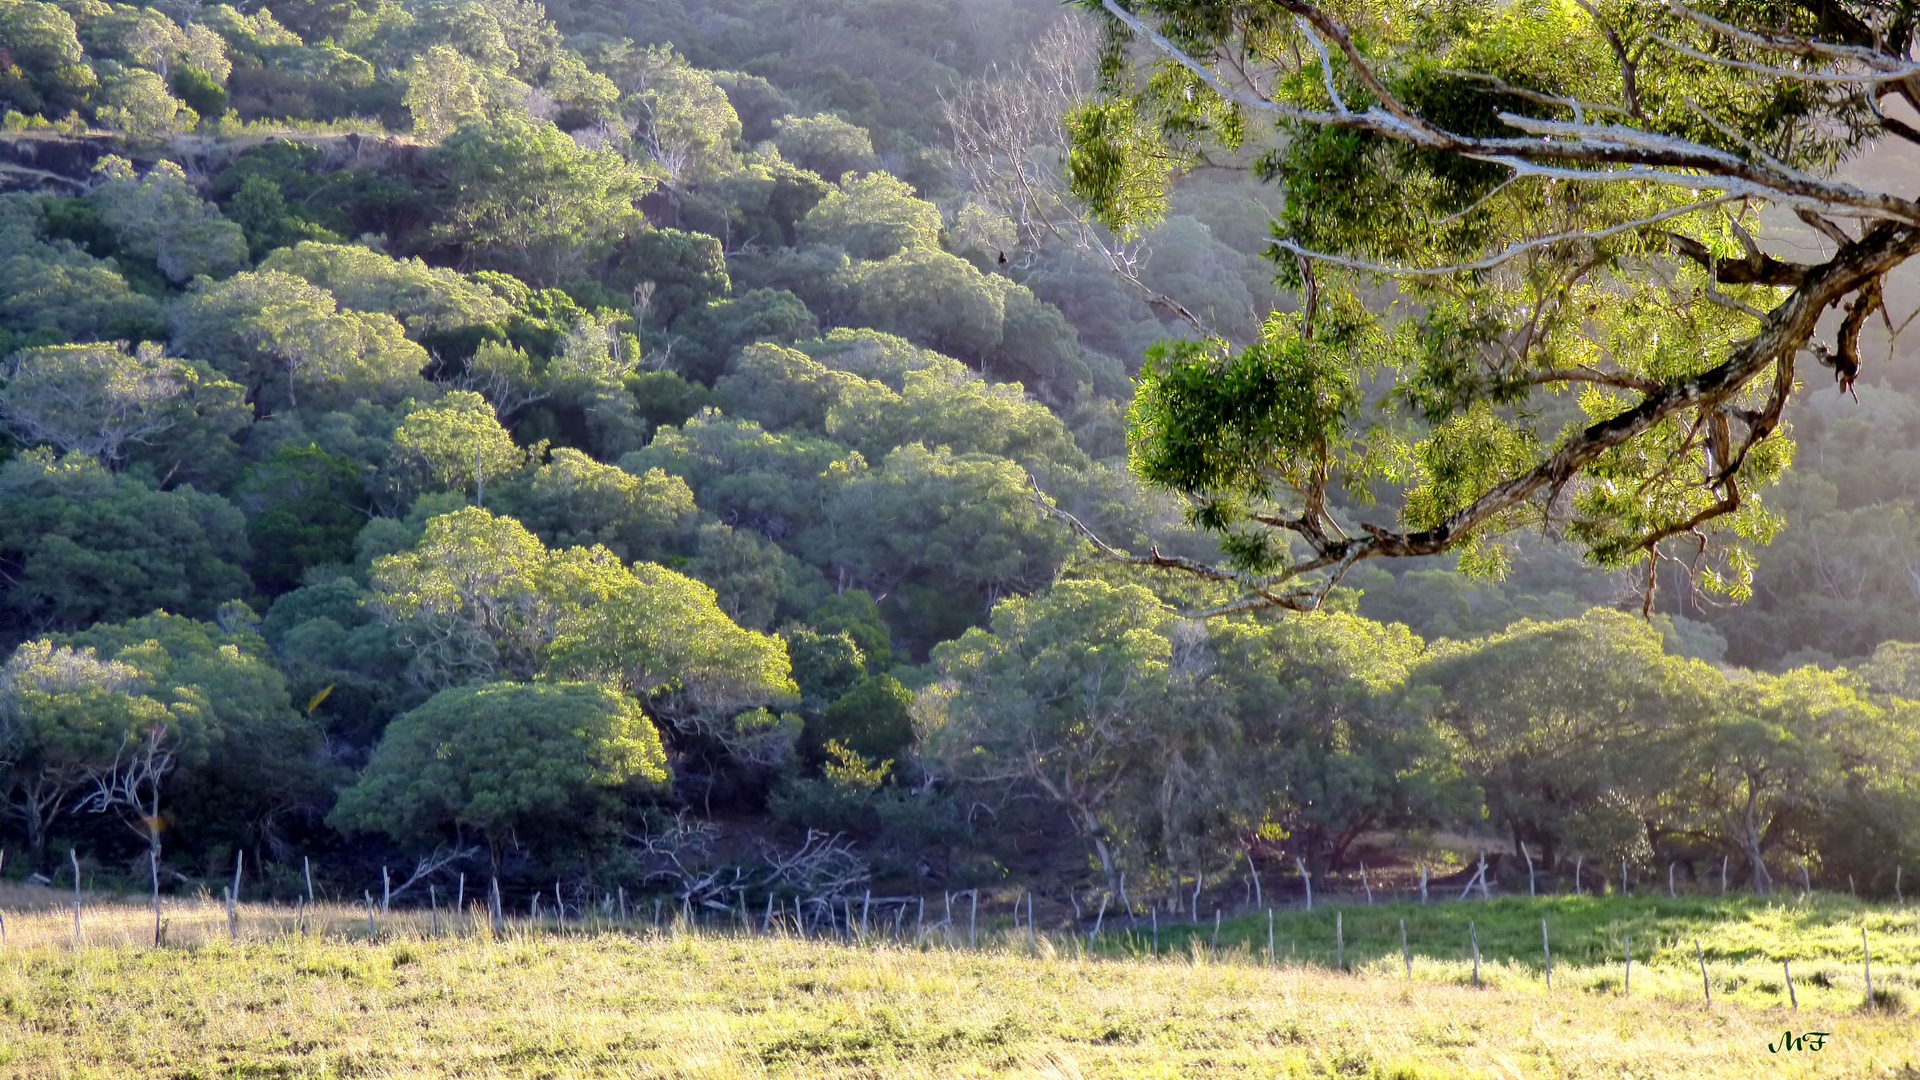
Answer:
top-left (329, 680), bottom-right (668, 868)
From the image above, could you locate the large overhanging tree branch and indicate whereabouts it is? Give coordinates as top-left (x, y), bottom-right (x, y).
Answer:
top-left (1043, 0), bottom-right (1920, 615)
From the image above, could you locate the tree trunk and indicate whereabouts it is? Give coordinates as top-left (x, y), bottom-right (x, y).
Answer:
top-left (1329, 819), bottom-right (1373, 872)
top-left (17, 790), bottom-right (55, 873)
top-left (1079, 806), bottom-right (1121, 899)
top-left (1740, 774), bottom-right (1773, 895)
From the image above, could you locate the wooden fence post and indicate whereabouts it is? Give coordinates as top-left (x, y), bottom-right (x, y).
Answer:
top-left (382, 866), bottom-right (390, 912)
top-left (1696, 939), bottom-right (1710, 1004)
top-left (1469, 921), bottom-right (1479, 988)
top-left (304, 856), bottom-right (314, 905)
top-left (1542, 919), bottom-right (1552, 990)
top-left (70, 849), bottom-right (82, 947)
top-left (1863, 926), bottom-right (1874, 1007)
top-left (1401, 918), bottom-right (1410, 982)
top-left (150, 848), bottom-right (162, 948)
top-left (1419, 864), bottom-right (1428, 904)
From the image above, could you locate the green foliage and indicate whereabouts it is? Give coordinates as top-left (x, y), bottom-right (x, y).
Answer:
top-left (617, 227), bottom-right (729, 331)
top-left (60, 610), bottom-right (323, 856)
top-left (844, 248), bottom-right (1005, 361)
top-left (0, 637), bottom-right (168, 865)
top-left (1201, 614), bottom-right (1470, 871)
top-left (798, 172), bottom-right (940, 261)
top-left (171, 270), bottom-right (433, 414)
top-left (430, 115), bottom-right (654, 285)
top-left (234, 444), bottom-right (368, 595)
top-left (0, 342), bottom-right (221, 466)
top-left (367, 508), bottom-right (796, 766)
top-left (683, 520), bottom-right (789, 630)
top-left (629, 370), bottom-right (714, 435)
top-left (669, 288), bottom-right (816, 385)
top-left (802, 442), bottom-right (1076, 624)
top-left (928, 579), bottom-right (1178, 884)
top-left (612, 44), bottom-right (741, 187)
top-left (381, 390), bottom-right (526, 507)
top-left (1416, 609), bottom-right (1719, 864)
top-left (802, 590), bottom-right (891, 672)
top-left (488, 447), bottom-right (697, 563)
top-left (0, 227), bottom-right (167, 344)
top-left (0, 449), bottom-right (250, 633)
top-left (93, 63), bottom-right (197, 138)
top-left (258, 242), bottom-right (513, 338)
top-left (1128, 307), bottom-right (1389, 576)
top-left (771, 113), bottom-right (877, 181)
top-left (167, 66), bottom-right (229, 118)
top-left (681, 155), bottom-right (830, 249)
top-left (0, 0), bottom-right (97, 114)
top-left (542, 556), bottom-right (799, 764)
top-left (403, 44), bottom-right (493, 141)
top-left (784, 627), bottom-right (865, 714)
top-left (808, 673), bottom-right (913, 766)
top-left (329, 680), bottom-right (668, 859)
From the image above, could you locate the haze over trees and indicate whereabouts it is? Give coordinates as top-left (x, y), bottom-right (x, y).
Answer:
top-left (0, 0), bottom-right (1914, 908)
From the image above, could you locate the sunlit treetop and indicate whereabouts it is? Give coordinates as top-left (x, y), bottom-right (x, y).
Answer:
top-left (1057, 0), bottom-right (1920, 615)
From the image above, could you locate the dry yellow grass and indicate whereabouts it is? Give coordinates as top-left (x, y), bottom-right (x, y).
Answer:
top-left (0, 887), bottom-right (1915, 1078)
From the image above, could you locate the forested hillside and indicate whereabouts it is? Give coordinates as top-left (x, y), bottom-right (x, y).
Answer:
top-left (0, 0), bottom-right (1916, 912)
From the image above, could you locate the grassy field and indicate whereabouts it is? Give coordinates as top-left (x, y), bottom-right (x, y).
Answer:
top-left (0, 886), bottom-right (1915, 1078)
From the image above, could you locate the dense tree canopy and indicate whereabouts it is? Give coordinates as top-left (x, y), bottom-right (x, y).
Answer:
top-left (0, 0), bottom-right (1915, 908)
top-left (330, 680), bottom-right (668, 866)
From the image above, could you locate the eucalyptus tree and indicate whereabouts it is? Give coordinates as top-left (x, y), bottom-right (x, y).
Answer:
top-left (1054, 0), bottom-right (1920, 614)
top-left (0, 640), bottom-right (167, 870)
top-left (366, 508), bottom-right (798, 764)
top-left (330, 680), bottom-right (669, 870)
top-left (927, 579), bottom-right (1181, 894)
top-left (1415, 608), bottom-right (1719, 869)
top-left (0, 343), bottom-right (190, 466)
